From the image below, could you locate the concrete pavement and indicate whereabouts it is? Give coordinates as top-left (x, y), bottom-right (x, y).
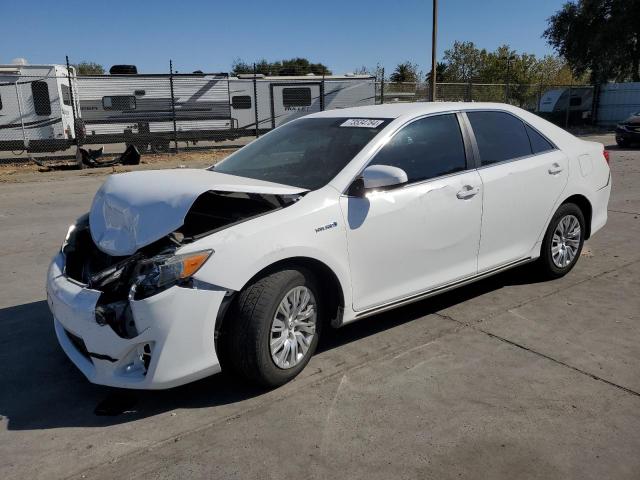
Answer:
top-left (0, 134), bottom-right (638, 479)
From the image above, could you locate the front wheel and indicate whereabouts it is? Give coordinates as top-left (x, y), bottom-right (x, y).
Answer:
top-left (225, 268), bottom-right (322, 387)
top-left (537, 203), bottom-right (585, 279)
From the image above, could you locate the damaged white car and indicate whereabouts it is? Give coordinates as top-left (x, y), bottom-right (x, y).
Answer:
top-left (47, 103), bottom-right (611, 389)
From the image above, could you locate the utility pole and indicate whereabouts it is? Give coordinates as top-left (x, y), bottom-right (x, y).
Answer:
top-left (430, 0), bottom-right (438, 101)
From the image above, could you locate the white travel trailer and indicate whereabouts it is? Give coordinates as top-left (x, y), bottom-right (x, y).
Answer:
top-left (77, 72), bottom-right (376, 152)
top-left (538, 86), bottom-right (594, 123)
top-left (0, 63), bottom-right (81, 152)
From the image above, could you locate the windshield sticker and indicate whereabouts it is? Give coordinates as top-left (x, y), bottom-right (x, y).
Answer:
top-left (340, 119), bottom-right (385, 128)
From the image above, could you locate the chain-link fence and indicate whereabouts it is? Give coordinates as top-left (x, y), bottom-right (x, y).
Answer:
top-left (0, 57), bottom-right (610, 164)
top-left (0, 60), bottom-right (381, 162)
top-left (375, 80), bottom-right (597, 128)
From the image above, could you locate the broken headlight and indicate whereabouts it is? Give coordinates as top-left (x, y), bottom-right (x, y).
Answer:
top-left (61, 213), bottom-right (89, 255)
top-left (134, 249), bottom-right (213, 298)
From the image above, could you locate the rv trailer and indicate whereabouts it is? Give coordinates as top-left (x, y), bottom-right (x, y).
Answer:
top-left (0, 63), bottom-right (81, 152)
top-left (538, 86), bottom-right (594, 125)
top-left (77, 72), bottom-right (376, 152)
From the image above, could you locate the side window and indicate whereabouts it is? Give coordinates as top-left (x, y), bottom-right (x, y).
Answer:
top-left (525, 124), bottom-right (555, 154)
top-left (61, 84), bottom-right (72, 106)
top-left (232, 95), bottom-right (252, 109)
top-left (467, 111), bottom-right (532, 165)
top-left (32, 81), bottom-right (52, 115)
top-left (569, 96), bottom-right (582, 107)
top-left (369, 113), bottom-right (467, 183)
top-left (282, 88), bottom-right (311, 107)
top-left (103, 96), bottom-right (136, 110)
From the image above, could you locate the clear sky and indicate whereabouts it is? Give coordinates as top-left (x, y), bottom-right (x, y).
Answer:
top-left (1, 0), bottom-right (567, 74)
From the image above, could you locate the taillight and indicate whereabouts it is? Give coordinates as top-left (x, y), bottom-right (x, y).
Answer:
top-left (603, 150), bottom-right (610, 165)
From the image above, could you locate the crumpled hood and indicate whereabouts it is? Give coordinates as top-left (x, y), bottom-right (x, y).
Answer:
top-left (89, 169), bottom-right (307, 256)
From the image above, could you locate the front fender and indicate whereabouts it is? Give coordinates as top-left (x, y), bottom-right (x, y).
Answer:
top-left (183, 188), bottom-right (353, 311)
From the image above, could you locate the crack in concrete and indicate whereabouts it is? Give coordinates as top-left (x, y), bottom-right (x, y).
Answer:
top-left (434, 257), bottom-right (640, 400)
top-left (608, 209), bottom-right (640, 216)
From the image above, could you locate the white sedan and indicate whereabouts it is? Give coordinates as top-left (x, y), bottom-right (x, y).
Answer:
top-left (46, 103), bottom-right (611, 389)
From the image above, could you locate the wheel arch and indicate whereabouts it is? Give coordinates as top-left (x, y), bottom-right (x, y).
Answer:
top-left (215, 256), bottom-right (347, 344)
top-left (561, 194), bottom-right (593, 239)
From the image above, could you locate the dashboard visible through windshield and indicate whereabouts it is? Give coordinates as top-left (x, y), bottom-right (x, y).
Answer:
top-left (212, 117), bottom-right (392, 190)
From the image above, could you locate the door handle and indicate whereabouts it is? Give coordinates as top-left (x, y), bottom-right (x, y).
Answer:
top-left (548, 163), bottom-right (564, 175)
top-left (456, 185), bottom-right (480, 200)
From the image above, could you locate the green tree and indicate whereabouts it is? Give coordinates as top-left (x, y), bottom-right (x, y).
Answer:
top-left (389, 61), bottom-right (419, 83)
top-left (426, 62), bottom-right (450, 83)
top-left (73, 61), bottom-right (104, 75)
top-left (442, 41), bottom-right (485, 82)
top-left (544, 0), bottom-right (640, 82)
top-left (231, 58), bottom-right (331, 76)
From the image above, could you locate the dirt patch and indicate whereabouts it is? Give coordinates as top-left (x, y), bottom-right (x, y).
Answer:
top-left (0, 149), bottom-right (236, 184)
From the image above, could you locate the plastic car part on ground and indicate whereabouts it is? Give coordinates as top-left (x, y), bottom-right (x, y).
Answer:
top-left (31, 145), bottom-right (141, 171)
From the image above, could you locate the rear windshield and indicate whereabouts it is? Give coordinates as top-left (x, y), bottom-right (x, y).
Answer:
top-left (212, 117), bottom-right (391, 190)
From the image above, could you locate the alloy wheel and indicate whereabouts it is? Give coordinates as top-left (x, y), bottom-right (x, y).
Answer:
top-left (270, 286), bottom-right (317, 369)
top-left (551, 214), bottom-right (581, 268)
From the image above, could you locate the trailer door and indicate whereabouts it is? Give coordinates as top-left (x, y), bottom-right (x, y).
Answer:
top-left (270, 82), bottom-right (322, 128)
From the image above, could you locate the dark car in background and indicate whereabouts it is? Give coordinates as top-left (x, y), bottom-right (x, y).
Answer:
top-left (616, 112), bottom-right (640, 147)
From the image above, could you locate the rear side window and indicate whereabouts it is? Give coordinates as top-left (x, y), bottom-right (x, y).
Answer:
top-left (525, 124), bottom-right (555, 154)
top-left (103, 96), bottom-right (136, 110)
top-left (282, 88), bottom-right (311, 107)
top-left (232, 95), bottom-right (252, 109)
top-left (32, 81), bottom-right (52, 115)
top-left (370, 113), bottom-right (467, 183)
top-left (467, 111), bottom-right (531, 165)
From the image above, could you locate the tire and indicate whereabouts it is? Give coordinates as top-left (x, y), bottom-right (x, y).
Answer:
top-left (537, 203), bottom-right (585, 279)
top-left (225, 268), bottom-right (322, 387)
top-left (616, 138), bottom-right (629, 148)
top-left (151, 140), bottom-right (170, 153)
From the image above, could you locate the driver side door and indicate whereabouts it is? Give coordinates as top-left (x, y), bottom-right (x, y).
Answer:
top-left (339, 113), bottom-right (483, 312)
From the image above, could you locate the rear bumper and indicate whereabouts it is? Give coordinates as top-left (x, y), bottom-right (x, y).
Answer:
top-left (47, 253), bottom-right (226, 389)
top-left (615, 126), bottom-right (640, 143)
top-left (590, 173), bottom-right (612, 237)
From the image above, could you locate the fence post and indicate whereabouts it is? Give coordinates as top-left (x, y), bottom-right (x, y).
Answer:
top-left (169, 60), bottom-right (179, 153)
top-left (320, 67), bottom-right (326, 111)
top-left (591, 84), bottom-right (600, 126)
top-left (65, 55), bottom-right (79, 146)
top-left (380, 68), bottom-right (385, 104)
top-left (537, 84), bottom-right (543, 112)
top-left (253, 63), bottom-right (259, 138)
top-left (565, 82), bottom-right (572, 129)
top-left (14, 81), bottom-right (27, 150)
top-left (466, 82), bottom-right (472, 102)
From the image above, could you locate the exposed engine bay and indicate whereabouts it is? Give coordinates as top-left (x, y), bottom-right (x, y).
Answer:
top-left (63, 190), bottom-right (300, 339)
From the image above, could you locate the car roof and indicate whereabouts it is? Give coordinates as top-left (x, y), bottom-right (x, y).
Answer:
top-left (309, 102), bottom-right (523, 120)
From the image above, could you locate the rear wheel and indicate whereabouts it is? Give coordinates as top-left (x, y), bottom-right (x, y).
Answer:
top-left (225, 269), bottom-right (321, 387)
top-left (537, 203), bottom-right (585, 279)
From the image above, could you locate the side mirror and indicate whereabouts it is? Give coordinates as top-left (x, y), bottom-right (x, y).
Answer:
top-left (363, 164), bottom-right (408, 189)
top-left (347, 165), bottom-right (408, 197)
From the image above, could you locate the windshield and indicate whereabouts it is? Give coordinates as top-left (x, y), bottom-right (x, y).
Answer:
top-left (212, 117), bottom-right (391, 190)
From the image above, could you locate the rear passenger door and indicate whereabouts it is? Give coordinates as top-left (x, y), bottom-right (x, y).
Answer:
top-left (465, 111), bottom-right (569, 272)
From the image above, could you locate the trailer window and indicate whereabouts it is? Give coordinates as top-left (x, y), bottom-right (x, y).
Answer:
top-left (232, 95), bottom-right (252, 109)
top-left (103, 96), bottom-right (136, 110)
top-left (32, 81), bottom-right (52, 115)
top-left (61, 84), bottom-right (72, 106)
top-left (282, 88), bottom-right (311, 107)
